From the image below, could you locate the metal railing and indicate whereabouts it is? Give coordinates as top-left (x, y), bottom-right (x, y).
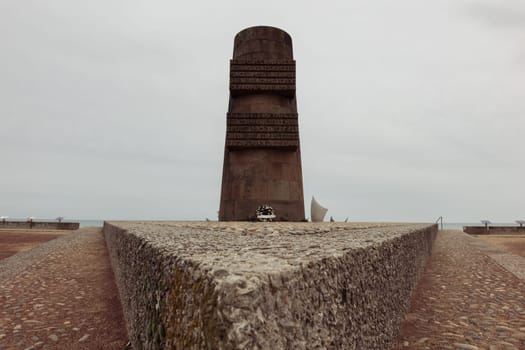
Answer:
top-left (435, 216), bottom-right (443, 230)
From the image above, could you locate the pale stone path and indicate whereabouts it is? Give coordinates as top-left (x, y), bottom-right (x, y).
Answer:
top-left (393, 230), bottom-right (525, 350)
top-left (0, 227), bottom-right (128, 349)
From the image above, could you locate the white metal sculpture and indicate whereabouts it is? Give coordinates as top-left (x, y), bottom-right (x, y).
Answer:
top-left (310, 196), bottom-right (328, 222)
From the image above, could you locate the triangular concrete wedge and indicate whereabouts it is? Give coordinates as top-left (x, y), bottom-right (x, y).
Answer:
top-left (104, 221), bottom-right (436, 350)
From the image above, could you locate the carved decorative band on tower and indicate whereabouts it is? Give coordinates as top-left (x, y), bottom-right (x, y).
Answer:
top-left (226, 113), bottom-right (299, 150)
top-left (219, 26), bottom-right (305, 221)
top-left (229, 60), bottom-right (296, 97)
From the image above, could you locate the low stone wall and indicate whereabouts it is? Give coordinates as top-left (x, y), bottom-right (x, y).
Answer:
top-left (0, 221), bottom-right (79, 230)
top-left (463, 226), bottom-right (525, 235)
top-left (104, 221), bottom-right (437, 350)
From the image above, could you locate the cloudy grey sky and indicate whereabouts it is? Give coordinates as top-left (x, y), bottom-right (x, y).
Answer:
top-left (1, 0), bottom-right (523, 222)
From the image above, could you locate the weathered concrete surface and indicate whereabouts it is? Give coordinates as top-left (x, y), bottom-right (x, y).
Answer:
top-left (104, 221), bottom-right (436, 350)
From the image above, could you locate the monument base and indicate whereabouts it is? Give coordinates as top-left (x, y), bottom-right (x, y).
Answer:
top-left (104, 221), bottom-right (437, 349)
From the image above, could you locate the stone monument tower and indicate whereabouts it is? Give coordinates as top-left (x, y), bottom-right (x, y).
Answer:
top-left (219, 26), bottom-right (305, 221)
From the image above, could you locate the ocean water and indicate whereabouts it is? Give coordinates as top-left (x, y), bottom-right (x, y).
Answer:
top-left (441, 222), bottom-right (477, 230)
top-left (78, 220), bottom-right (104, 228)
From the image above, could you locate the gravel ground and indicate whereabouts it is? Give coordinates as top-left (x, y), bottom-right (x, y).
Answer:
top-left (9, 224), bottom-right (517, 349)
top-left (0, 227), bottom-right (128, 349)
top-left (393, 230), bottom-right (525, 350)
top-left (476, 235), bottom-right (525, 259)
top-left (0, 230), bottom-right (70, 260)
top-left (0, 229), bottom-right (86, 280)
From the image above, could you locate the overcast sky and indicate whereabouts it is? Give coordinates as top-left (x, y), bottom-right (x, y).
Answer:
top-left (1, 0), bottom-right (523, 222)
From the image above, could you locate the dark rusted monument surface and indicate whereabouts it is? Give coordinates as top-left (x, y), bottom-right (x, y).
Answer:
top-left (219, 26), bottom-right (305, 221)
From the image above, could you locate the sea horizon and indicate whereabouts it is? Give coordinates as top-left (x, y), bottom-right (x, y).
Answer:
top-left (73, 220), bottom-right (525, 229)
top-left (2, 218), bottom-right (521, 229)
